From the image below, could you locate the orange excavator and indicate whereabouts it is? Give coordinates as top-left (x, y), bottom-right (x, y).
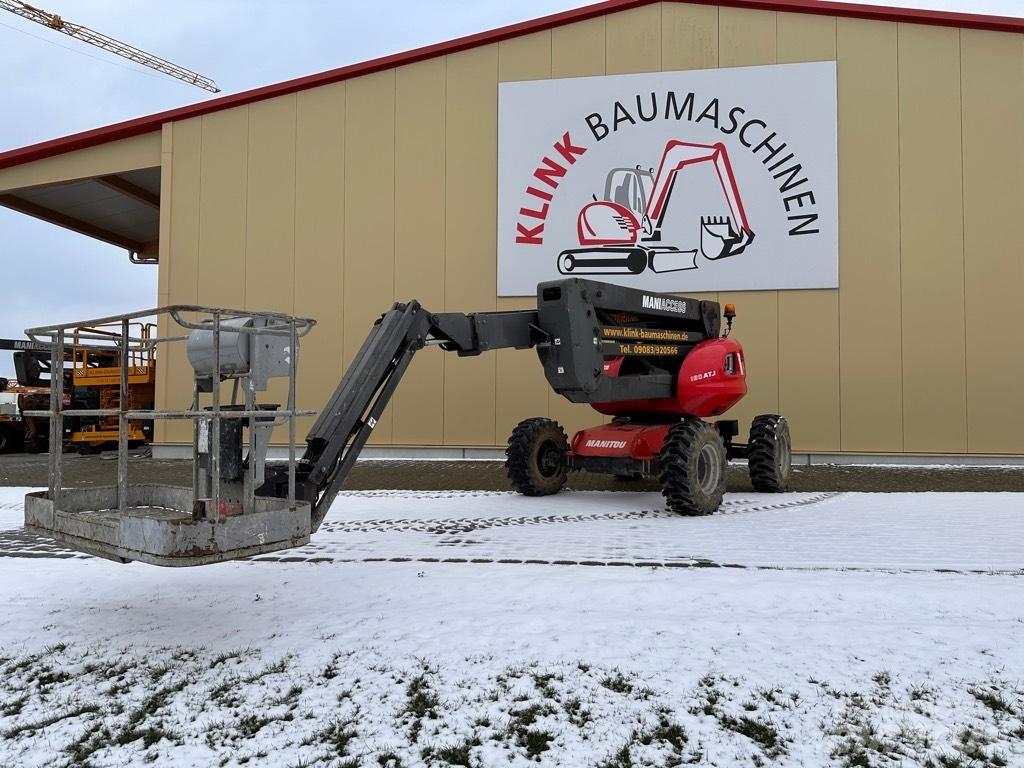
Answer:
top-left (558, 139), bottom-right (755, 276)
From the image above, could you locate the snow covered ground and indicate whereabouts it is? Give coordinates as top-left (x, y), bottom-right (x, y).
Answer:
top-left (0, 487), bottom-right (1022, 767)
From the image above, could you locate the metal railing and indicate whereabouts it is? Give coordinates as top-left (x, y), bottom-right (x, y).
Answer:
top-left (24, 305), bottom-right (316, 519)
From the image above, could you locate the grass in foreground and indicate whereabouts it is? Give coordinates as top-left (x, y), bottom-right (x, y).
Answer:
top-left (0, 646), bottom-right (1021, 767)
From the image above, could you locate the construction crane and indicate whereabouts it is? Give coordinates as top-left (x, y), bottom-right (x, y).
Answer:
top-left (0, 0), bottom-right (219, 92)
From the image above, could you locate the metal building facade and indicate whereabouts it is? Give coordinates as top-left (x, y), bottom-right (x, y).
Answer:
top-left (1, 1), bottom-right (1022, 458)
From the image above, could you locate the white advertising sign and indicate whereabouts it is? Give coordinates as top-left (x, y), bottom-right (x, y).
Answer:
top-left (497, 62), bottom-right (838, 296)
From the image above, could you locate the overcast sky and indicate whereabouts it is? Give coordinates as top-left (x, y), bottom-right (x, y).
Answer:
top-left (0, 0), bottom-right (1020, 377)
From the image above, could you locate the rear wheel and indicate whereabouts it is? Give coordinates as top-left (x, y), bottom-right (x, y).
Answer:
top-left (659, 419), bottom-right (726, 516)
top-left (24, 438), bottom-right (46, 454)
top-left (506, 418), bottom-right (569, 496)
top-left (748, 414), bottom-right (792, 492)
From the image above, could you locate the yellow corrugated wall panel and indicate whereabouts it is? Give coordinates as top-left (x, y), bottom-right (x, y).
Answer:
top-left (162, 118), bottom-right (202, 442)
top-left (551, 16), bottom-right (605, 78)
top-left (154, 126), bottom-right (174, 444)
top-left (898, 23), bottom-right (966, 453)
top-left (246, 95), bottom-right (298, 442)
top-left (547, 16), bottom-right (607, 441)
top-left (393, 60), bottom-right (446, 445)
top-left (443, 46), bottom-right (499, 446)
top-left (606, 4), bottom-right (662, 74)
top-left (775, 12), bottom-right (840, 452)
top-left (836, 19), bottom-right (903, 453)
top-left (197, 108), bottom-right (248, 309)
top-left (295, 82), bottom-right (346, 440)
top-left (495, 31), bottom-right (555, 446)
top-left (717, 6), bottom-right (778, 442)
top-left (961, 30), bottom-right (1024, 453)
top-left (719, 6), bottom-right (776, 67)
top-left (661, 2), bottom-right (718, 69)
top-left (245, 95), bottom-right (297, 313)
top-left (344, 71), bottom-right (397, 445)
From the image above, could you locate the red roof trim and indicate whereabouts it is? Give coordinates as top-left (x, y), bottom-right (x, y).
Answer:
top-left (1, 0), bottom-right (1021, 172)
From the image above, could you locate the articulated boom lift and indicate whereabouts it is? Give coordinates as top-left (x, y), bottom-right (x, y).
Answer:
top-left (24, 278), bottom-right (791, 567)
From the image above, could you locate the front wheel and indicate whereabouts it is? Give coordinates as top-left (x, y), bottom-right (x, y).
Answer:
top-left (748, 414), bottom-right (792, 492)
top-left (505, 418), bottom-right (569, 496)
top-left (659, 419), bottom-right (726, 516)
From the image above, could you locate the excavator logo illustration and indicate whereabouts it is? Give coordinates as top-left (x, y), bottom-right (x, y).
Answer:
top-left (557, 140), bottom-right (755, 276)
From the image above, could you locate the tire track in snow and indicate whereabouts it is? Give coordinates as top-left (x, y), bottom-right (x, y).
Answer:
top-left (0, 493), bottom-right (836, 563)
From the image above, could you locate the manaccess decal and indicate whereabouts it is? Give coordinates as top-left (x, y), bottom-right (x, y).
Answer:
top-left (497, 62), bottom-right (838, 296)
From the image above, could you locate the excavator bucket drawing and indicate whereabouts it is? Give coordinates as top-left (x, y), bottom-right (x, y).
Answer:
top-left (700, 215), bottom-right (756, 260)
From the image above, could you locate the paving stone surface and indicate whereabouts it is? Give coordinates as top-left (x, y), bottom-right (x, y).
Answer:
top-left (2, 453), bottom-right (1023, 491)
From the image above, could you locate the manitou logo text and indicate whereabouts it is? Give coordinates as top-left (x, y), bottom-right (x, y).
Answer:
top-left (641, 295), bottom-right (687, 314)
top-left (690, 371), bottom-right (717, 382)
top-left (585, 439), bottom-right (628, 449)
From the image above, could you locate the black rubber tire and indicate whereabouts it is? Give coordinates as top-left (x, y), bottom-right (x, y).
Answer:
top-left (659, 419), bottom-right (726, 516)
top-left (505, 417), bottom-right (569, 496)
top-left (24, 438), bottom-right (46, 454)
top-left (0, 428), bottom-right (9, 454)
top-left (748, 414), bottom-right (792, 493)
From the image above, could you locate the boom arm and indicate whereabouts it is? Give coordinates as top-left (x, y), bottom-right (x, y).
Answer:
top-left (264, 303), bottom-right (542, 528)
top-left (262, 279), bottom-right (721, 530)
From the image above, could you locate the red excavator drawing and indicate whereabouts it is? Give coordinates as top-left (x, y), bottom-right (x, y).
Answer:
top-left (557, 139), bottom-right (755, 276)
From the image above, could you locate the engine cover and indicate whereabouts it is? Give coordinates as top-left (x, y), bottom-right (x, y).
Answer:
top-left (592, 337), bottom-right (747, 419)
top-left (677, 337), bottom-right (748, 417)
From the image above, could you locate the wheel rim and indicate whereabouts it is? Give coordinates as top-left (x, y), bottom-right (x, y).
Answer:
top-left (777, 426), bottom-right (791, 477)
top-left (536, 439), bottom-right (563, 479)
top-left (696, 442), bottom-right (721, 494)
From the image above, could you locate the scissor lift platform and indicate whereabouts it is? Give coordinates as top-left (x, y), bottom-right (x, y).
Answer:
top-left (24, 485), bottom-right (311, 566)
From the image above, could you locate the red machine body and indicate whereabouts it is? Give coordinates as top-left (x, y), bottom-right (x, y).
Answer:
top-left (592, 337), bottom-right (747, 419)
top-left (571, 422), bottom-right (672, 460)
top-left (575, 337), bottom-right (747, 461)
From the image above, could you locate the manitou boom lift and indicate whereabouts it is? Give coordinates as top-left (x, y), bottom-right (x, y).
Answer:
top-left (0, 338), bottom-right (56, 453)
top-left (24, 278), bottom-right (791, 566)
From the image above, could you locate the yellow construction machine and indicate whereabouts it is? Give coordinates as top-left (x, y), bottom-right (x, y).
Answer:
top-left (0, 323), bottom-right (156, 453)
top-left (65, 323), bottom-right (156, 452)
